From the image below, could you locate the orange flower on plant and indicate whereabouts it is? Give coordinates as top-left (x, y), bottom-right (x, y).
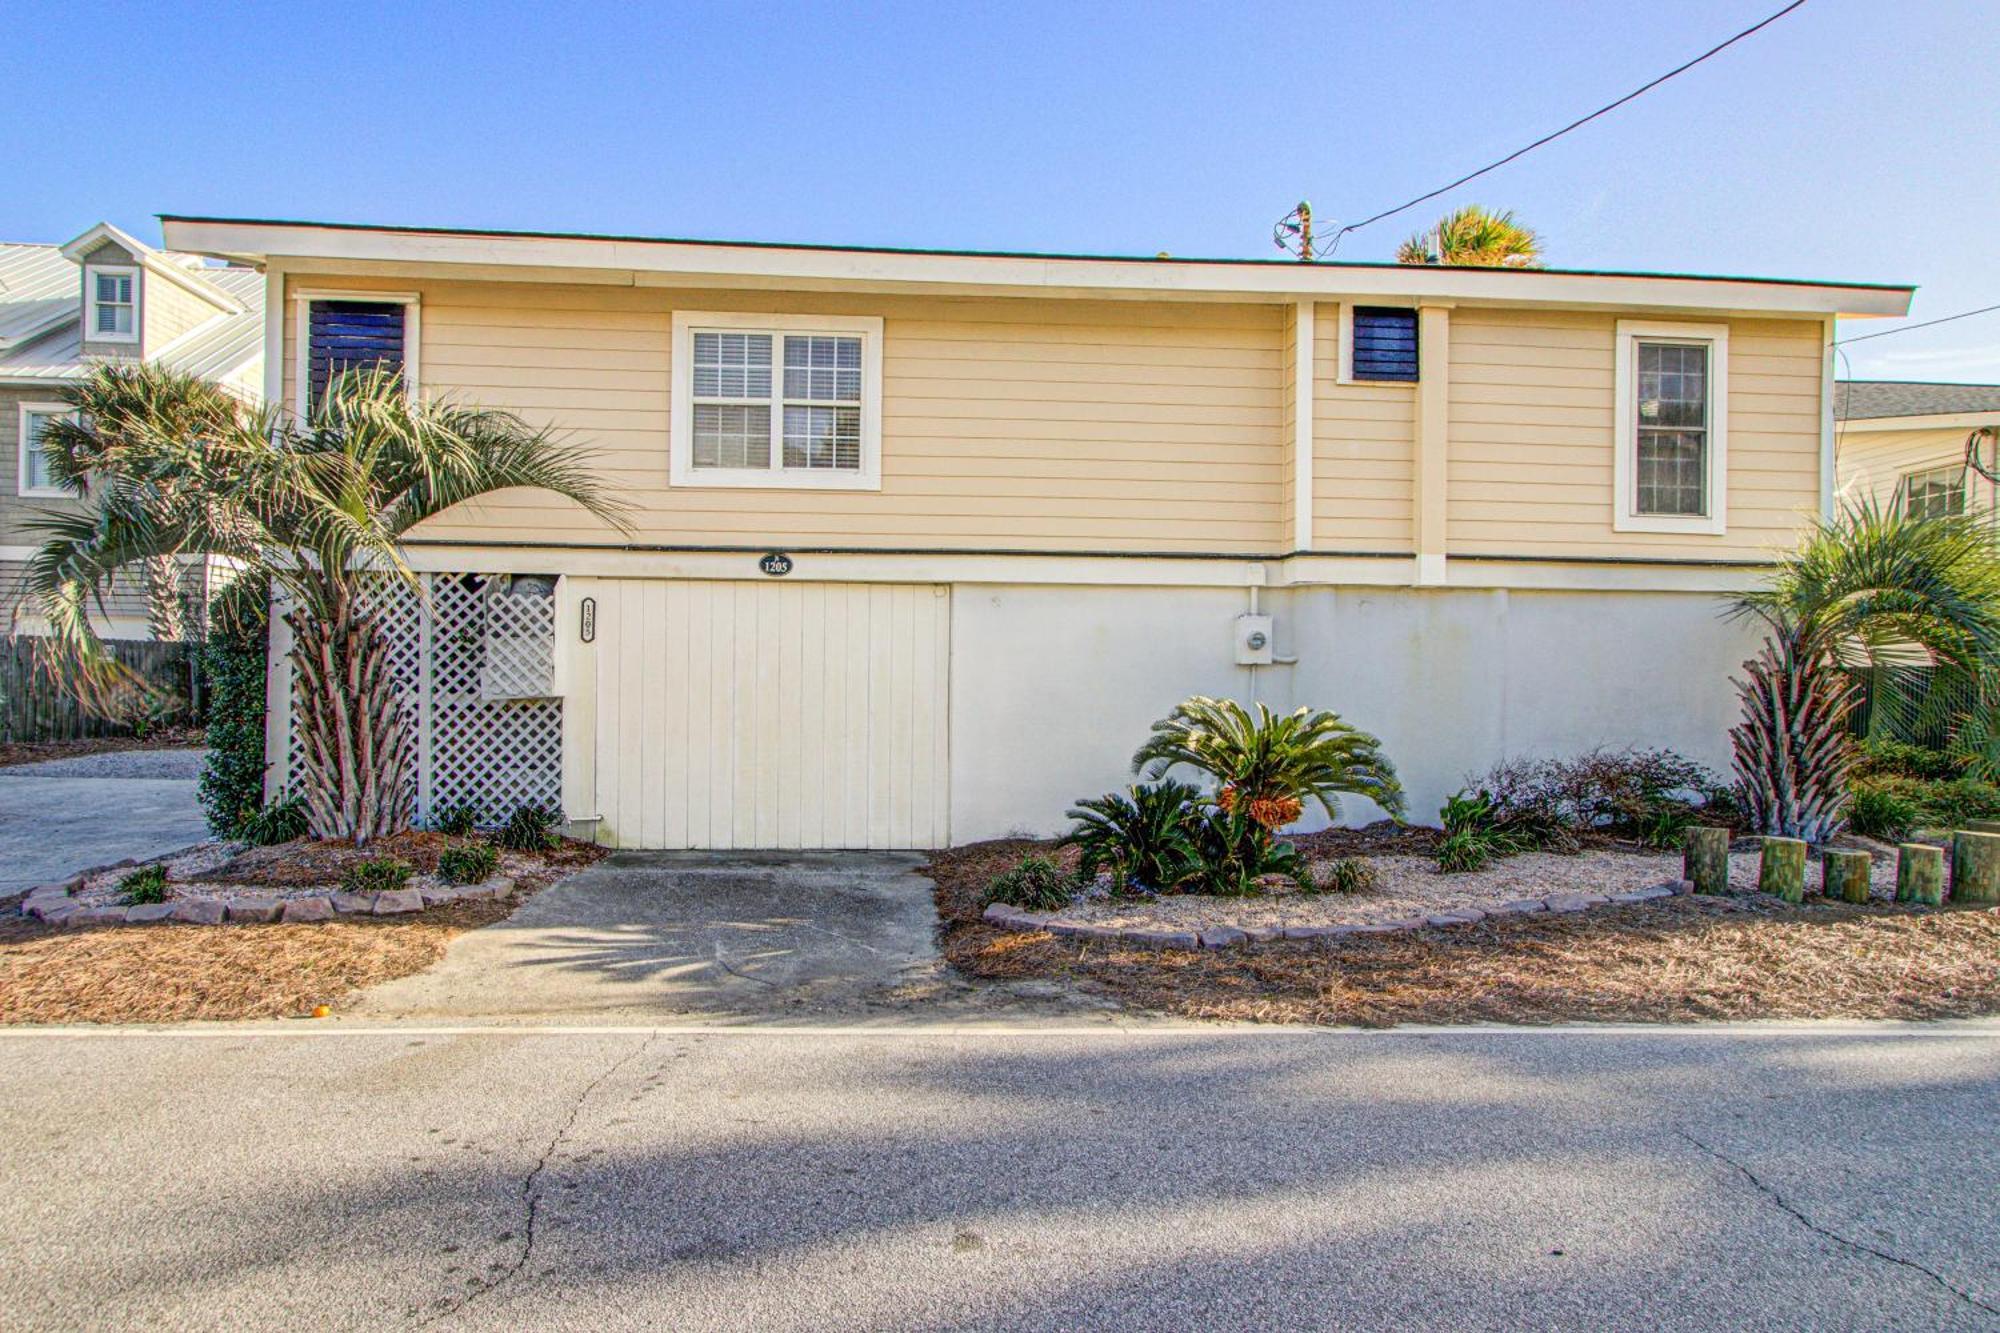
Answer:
top-left (1246, 793), bottom-right (1303, 830)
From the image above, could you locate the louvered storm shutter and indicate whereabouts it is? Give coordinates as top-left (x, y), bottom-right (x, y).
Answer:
top-left (308, 301), bottom-right (406, 407)
top-left (1351, 308), bottom-right (1419, 382)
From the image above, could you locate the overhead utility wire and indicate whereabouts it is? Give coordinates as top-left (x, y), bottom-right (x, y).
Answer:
top-left (1313, 0), bottom-right (1811, 256)
top-left (1835, 303), bottom-right (2000, 346)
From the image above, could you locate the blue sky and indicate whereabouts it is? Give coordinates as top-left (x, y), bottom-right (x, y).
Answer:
top-left (6, 0), bottom-right (1997, 379)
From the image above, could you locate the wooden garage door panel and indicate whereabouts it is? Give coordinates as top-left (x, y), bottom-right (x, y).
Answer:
top-left (594, 580), bottom-right (949, 849)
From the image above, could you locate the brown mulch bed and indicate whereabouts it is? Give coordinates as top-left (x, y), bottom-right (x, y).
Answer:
top-left (210, 830), bottom-right (603, 886)
top-left (0, 842), bottom-right (607, 1025)
top-left (929, 840), bottom-right (2000, 1027)
top-left (0, 729), bottom-right (205, 769)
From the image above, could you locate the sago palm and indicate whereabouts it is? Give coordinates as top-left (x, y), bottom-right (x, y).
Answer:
top-left (1397, 205), bottom-right (1543, 268)
top-left (1726, 501), bottom-right (2000, 841)
top-left (1132, 696), bottom-right (1406, 828)
top-left (24, 363), bottom-right (630, 845)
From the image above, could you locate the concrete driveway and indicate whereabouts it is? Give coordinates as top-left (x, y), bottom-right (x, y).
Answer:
top-left (3, 1022), bottom-right (1998, 1330)
top-left (351, 851), bottom-right (1078, 1025)
top-left (0, 748), bottom-right (208, 895)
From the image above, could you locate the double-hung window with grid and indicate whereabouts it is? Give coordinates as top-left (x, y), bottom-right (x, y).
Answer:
top-left (1614, 321), bottom-right (1728, 534)
top-left (673, 313), bottom-right (883, 489)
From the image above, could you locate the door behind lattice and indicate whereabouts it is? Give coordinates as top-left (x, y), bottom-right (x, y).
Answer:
top-left (284, 572), bottom-right (562, 827)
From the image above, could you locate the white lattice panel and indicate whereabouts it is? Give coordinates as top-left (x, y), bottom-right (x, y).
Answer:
top-left (284, 572), bottom-right (561, 828)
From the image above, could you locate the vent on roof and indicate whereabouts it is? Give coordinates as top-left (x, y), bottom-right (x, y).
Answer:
top-left (308, 300), bottom-right (405, 407)
top-left (1351, 307), bottom-right (1419, 382)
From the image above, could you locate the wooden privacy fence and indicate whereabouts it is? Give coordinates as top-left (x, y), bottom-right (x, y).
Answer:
top-left (0, 638), bottom-right (205, 742)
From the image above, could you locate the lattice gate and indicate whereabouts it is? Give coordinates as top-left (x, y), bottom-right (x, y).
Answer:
top-left (284, 573), bottom-right (562, 827)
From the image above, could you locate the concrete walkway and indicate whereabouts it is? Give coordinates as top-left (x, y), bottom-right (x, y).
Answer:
top-left (352, 851), bottom-right (1092, 1025)
top-left (0, 748), bottom-right (207, 895)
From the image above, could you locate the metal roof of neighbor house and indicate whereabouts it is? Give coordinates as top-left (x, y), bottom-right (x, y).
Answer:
top-left (159, 214), bottom-right (1915, 318)
top-left (1836, 380), bottom-right (2000, 421)
top-left (0, 237), bottom-right (263, 386)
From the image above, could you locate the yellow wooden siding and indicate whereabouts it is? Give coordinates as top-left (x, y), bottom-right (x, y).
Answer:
top-left (1836, 425), bottom-right (1993, 514)
top-left (280, 276), bottom-right (1287, 553)
top-left (142, 274), bottom-right (222, 354)
top-left (1313, 302), bottom-right (1415, 552)
top-left (1445, 310), bottom-right (1822, 559)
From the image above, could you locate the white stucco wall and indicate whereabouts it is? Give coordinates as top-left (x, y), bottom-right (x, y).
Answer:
top-left (948, 581), bottom-right (1761, 842)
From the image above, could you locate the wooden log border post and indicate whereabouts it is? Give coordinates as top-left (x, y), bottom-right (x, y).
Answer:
top-left (1683, 826), bottom-right (1731, 896)
top-left (1759, 838), bottom-right (1807, 904)
top-left (1821, 849), bottom-right (1872, 904)
top-left (1897, 844), bottom-right (1945, 906)
top-left (1952, 830), bottom-right (2000, 904)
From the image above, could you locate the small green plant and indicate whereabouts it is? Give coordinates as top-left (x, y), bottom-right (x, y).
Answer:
top-left (982, 855), bottom-right (1081, 911)
top-left (1434, 789), bottom-right (1531, 873)
top-left (1855, 738), bottom-right (1963, 782)
top-left (1846, 784), bottom-right (1919, 842)
top-left (1315, 857), bottom-right (1378, 895)
top-left (1190, 806), bottom-right (1312, 895)
top-left (1634, 800), bottom-right (1699, 850)
top-left (437, 844), bottom-right (500, 885)
top-left (1435, 829), bottom-right (1496, 874)
top-left (1061, 780), bottom-right (1202, 894)
top-left (492, 803), bottom-right (561, 853)
top-left (118, 864), bottom-right (169, 905)
top-left (430, 801), bottom-right (481, 837)
top-left (341, 857), bottom-right (413, 895)
top-left (239, 794), bottom-right (310, 847)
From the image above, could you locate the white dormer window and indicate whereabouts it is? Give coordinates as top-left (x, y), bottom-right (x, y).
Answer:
top-left (86, 266), bottom-right (138, 342)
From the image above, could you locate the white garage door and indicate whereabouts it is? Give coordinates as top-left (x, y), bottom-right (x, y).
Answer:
top-left (587, 580), bottom-right (950, 849)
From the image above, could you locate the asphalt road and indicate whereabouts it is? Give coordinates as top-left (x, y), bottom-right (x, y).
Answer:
top-left (4, 1022), bottom-right (1997, 1331)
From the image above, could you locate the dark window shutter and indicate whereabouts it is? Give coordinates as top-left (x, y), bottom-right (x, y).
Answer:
top-left (308, 301), bottom-right (406, 407)
top-left (1351, 307), bottom-right (1419, 382)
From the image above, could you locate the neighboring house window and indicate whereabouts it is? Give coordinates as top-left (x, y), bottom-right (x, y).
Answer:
top-left (293, 291), bottom-right (420, 413)
top-left (17, 403), bottom-right (75, 498)
top-left (1347, 307), bottom-right (1419, 382)
top-left (1904, 466), bottom-right (1966, 520)
top-left (86, 266), bottom-right (138, 342)
top-left (1613, 320), bottom-right (1729, 535)
top-left (670, 312), bottom-right (884, 490)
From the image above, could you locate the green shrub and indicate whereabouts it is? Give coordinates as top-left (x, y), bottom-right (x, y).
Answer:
top-left (1435, 829), bottom-right (1495, 874)
top-left (1434, 789), bottom-right (1532, 872)
top-left (437, 844), bottom-right (500, 885)
top-left (492, 803), bottom-right (561, 853)
top-left (430, 801), bottom-right (481, 837)
top-left (1189, 806), bottom-right (1312, 896)
top-left (1474, 748), bottom-right (1721, 845)
top-left (1062, 780), bottom-right (1202, 894)
top-left (982, 855), bottom-right (1080, 911)
top-left (1854, 738), bottom-right (1963, 782)
top-left (1133, 696), bottom-right (1405, 825)
top-left (1914, 776), bottom-right (2000, 827)
top-left (118, 864), bottom-right (169, 905)
top-left (1847, 783), bottom-right (1920, 842)
top-left (1315, 857), bottom-right (1378, 895)
top-left (341, 857), bottom-right (413, 894)
top-left (198, 573), bottom-right (270, 839)
top-left (239, 794), bottom-right (309, 847)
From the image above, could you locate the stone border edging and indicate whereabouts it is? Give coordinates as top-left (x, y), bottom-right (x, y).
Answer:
top-left (980, 878), bottom-right (1695, 949)
top-left (16, 872), bottom-right (516, 929)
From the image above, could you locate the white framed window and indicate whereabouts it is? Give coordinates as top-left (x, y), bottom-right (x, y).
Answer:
top-left (669, 311), bottom-right (883, 490)
top-left (17, 402), bottom-right (76, 498)
top-left (1903, 465), bottom-right (1967, 520)
top-left (85, 265), bottom-right (138, 342)
top-left (291, 289), bottom-right (420, 414)
top-left (1614, 320), bottom-right (1729, 535)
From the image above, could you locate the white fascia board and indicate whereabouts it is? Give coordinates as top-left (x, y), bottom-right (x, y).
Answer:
top-left (1839, 411), bottom-right (2000, 433)
top-left (160, 219), bottom-right (1914, 318)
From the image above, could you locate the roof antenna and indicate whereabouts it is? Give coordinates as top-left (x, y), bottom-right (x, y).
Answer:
top-left (1273, 201), bottom-right (1317, 262)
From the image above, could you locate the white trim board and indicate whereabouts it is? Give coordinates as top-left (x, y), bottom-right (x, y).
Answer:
top-left (161, 218), bottom-right (1915, 318)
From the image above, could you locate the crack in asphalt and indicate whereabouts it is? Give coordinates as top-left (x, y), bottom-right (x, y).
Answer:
top-left (416, 1034), bottom-right (659, 1328)
top-left (1676, 1128), bottom-right (2000, 1323)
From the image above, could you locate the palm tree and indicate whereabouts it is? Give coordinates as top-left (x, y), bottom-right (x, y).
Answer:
top-left (1396, 205), bottom-right (1543, 268)
top-left (1132, 696), bottom-right (1406, 828)
top-left (1727, 502), bottom-right (2000, 841)
top-left (24, 363), bottom-right (630, 845)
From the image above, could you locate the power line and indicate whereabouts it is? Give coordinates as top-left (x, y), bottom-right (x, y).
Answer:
top-left (1307, 0), bottom-right (1810, 256)
top-left (1835, 303), bottom-right (2000, 346)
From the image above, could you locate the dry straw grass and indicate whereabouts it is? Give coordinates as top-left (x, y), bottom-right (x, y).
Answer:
top-left (929, 840), bottom-right (2000, 1028)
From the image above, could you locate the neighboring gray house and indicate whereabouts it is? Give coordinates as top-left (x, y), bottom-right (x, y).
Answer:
top-left (1, 222), bottom-right (264, 638)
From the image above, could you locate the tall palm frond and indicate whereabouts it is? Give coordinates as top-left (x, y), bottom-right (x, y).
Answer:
top-left (1396, 205), bottom-right (1543, 268)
